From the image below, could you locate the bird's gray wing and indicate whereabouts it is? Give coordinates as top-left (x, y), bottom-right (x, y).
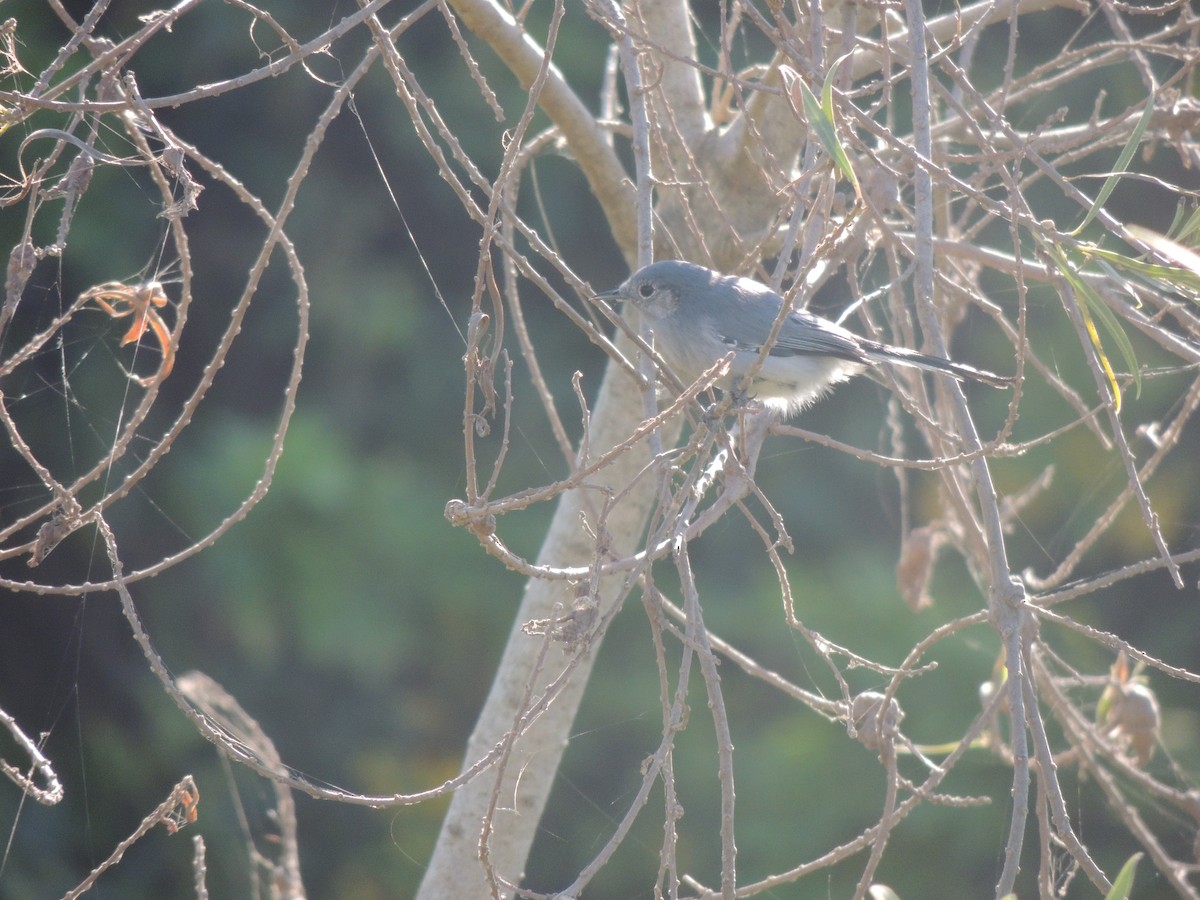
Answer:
top-left (769, 310), bottom-right (868, 362)
top-left (712, 285), bottom-right (868, 364)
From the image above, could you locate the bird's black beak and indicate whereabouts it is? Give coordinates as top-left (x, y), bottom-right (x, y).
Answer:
top-left (593, 286), bottom-right (625, 304)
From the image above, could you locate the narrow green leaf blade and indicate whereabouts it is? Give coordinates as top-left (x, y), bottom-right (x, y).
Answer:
top-left (1128, 225), bottom-right (1200, 276)
top-left (798, 72), bottom-right (860, 197)
top-left (1104, 852), bottom-right (1142, 900)
top-left (1071, 98), bottom-right (1155, 236)
top-left (1070, 256), bottom-right (1143, 408)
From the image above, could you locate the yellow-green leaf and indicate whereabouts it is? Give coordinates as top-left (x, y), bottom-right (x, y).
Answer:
top-left (1049, 244), bottom-right (1141, 412)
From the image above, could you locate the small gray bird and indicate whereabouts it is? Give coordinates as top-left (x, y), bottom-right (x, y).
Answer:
top-left (598, 260), bottom-right (1009, 416)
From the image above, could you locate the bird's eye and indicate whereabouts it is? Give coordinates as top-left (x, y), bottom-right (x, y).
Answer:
top-left (638, 283), bottom-right (655, 298)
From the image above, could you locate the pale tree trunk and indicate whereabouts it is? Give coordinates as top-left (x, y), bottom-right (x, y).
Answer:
top-left (415, 0), bottom-right (808, 894)
top-left (417, 334), bottom-right (650, 898)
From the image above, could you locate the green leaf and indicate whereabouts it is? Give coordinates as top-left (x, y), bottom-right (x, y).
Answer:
top-left (1080, 242), bottom-right (1200, 295)
top-left (1163, 200), bottom-right (1200, 247)
top-left (1079, 266), bottom-right (1141, 408)
top-left (1127, 225), bottom-right (1200, 277)
top-left (791, 63), bottom-right (860, 198)
top-left (1104, 852), bottom-right (1143, 900)
top-left (1071, 97), bottom-right (1155, 236)
top-left (1047, 243), bottom-right (1141, 412)
top-left (1165, 202), bottom-right (1192, 243)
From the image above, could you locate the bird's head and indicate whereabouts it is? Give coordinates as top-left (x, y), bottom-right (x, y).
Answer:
top-left (595, 260), bottom-right (714, 322)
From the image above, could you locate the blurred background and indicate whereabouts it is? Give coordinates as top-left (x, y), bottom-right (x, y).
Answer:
top-left (1, 1), bottom-right (1198, 898)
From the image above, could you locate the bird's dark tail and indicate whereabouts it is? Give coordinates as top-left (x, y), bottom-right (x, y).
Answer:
top-left (864, 343), bottom-right (1012, 389)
